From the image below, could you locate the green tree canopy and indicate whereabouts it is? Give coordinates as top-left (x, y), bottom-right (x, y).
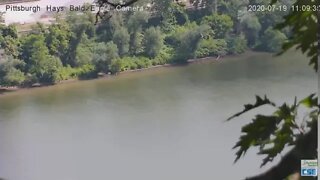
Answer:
top-left (45, 22), bottom-right (72, 59)
top-left (0, 24), bottom-right (18, 38)
top-left (92, 42), bottom-right (119, 73)
top-left (175, 24), bottom-right (212, 61)
top-left (126, 11), bottom-right (149, 55)
top-left (34, 55), bottom-right (63, 83)
top-left (201, 13), bottom-right (233, 39)
top-left (127, 11), bottom-right (149, 34)
top-left (19, 34), bottom-right (49, 71)
top-left (260, 27), bottom-right (287, 52)
top-left (113, 27), bottom-right (130, 56)
top-left (143, 27), bottom-right (163, 58)
top-left (240, 13), bottom-right (262, 47)
top-left (0, 56), bottom-right (25, 86)
top-left (0, 36), bottom-right (19, 58)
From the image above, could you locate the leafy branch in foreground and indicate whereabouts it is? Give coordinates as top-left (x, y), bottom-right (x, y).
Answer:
top-left (229, 94), bottom-right (318, 179)
top-left (227, 95), bottom-right (276, 121)
top-left (246, 119), bottom-right (317, 180)
top-left (230, 0), bottom-right (319, 179)
top-left (272, 0), bottom-right (318, 72)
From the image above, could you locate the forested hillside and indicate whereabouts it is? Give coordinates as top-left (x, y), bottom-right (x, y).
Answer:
top-left (0, 0), bottom-right (291, 87)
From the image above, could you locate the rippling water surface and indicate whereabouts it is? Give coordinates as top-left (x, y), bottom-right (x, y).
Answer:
top-left (0, 52), bottom-right (317, 180)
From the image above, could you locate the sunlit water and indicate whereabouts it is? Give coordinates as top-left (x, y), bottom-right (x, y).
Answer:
top-left (0, 52), bottom-right (317, 180)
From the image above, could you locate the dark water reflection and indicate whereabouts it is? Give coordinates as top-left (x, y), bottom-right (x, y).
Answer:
top-left (0, 52), bottom-right (317, 180)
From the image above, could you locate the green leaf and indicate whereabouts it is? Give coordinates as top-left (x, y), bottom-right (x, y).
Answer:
top-left (275, 1), bottom-right (318, 72)
top-left (233, 115), bottom-right (279, 163)
top-left (299, 94), bottom-right (317, 108)
top-left (231, 95), bottom-right (318, 167)
top-left (227, 95), bottom-right (276, 121)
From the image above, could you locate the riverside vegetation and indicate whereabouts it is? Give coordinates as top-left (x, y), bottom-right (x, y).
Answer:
top-left (0, 0), bottom-right (291, 87)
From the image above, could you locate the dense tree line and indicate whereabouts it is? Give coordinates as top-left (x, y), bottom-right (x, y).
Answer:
top-left (0, 0), bottom-right (291, 87)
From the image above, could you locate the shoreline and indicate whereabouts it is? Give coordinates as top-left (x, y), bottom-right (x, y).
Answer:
top-left (0, 54), bottom-right (245, 96)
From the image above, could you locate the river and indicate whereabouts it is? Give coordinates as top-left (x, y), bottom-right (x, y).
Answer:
top-left (0, 52), bottom-right (317, 180)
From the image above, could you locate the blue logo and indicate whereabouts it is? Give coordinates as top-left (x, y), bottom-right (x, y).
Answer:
top-left (301, 168), bottom-right (317, 176)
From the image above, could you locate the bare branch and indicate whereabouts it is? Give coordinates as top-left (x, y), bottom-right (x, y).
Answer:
top-left (94, 0), bottom-right (140, 24)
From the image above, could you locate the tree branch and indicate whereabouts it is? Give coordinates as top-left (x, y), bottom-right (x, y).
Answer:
top-left (94, 0), bottom-right (140, 24)
top-left (245, 120), bottom-right (318, 180)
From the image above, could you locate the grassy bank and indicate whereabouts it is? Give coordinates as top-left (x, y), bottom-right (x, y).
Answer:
top-left (0, 55), bottom-right (226, 95)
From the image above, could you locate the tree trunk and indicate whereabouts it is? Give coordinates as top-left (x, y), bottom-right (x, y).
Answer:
top-left (318, 10), bottom-right (320, 73)
top-left (213, 0), bottom-right (217, 13)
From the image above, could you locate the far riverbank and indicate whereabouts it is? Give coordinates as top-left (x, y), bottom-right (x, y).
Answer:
top-left (0, 56), bottom-right (223, 95)
top-left (0, 52), bottom-right (258, 96)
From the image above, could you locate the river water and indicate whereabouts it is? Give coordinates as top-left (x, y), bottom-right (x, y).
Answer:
top-left (0, 52), bottom-right (317, 180)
